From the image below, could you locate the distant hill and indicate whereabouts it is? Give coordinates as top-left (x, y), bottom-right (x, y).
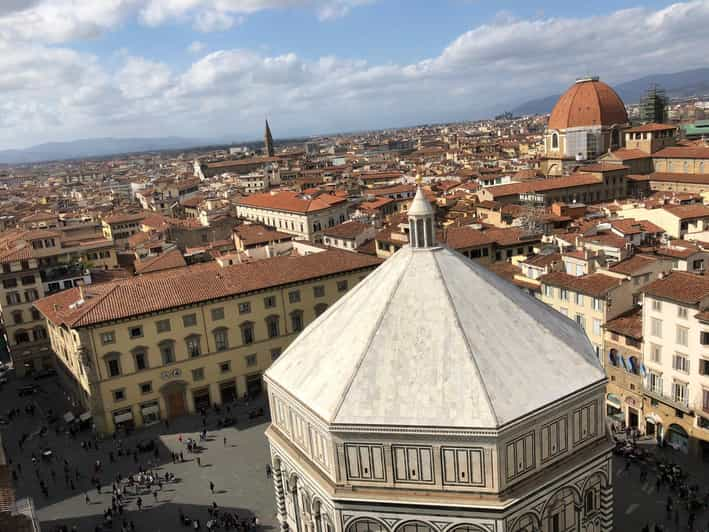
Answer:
top-left (0, 136), bottom-right (209, 165)
top-left (510, 67), bottom-right (709, 116)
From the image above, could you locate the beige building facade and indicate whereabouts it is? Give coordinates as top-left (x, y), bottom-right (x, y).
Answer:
top-left (35, 250), bottom-right (380, 435)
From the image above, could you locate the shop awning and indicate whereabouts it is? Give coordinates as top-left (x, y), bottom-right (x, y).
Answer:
top-left (141, 404), bottom-right (159, 416)
top-left (114, 411), bottom-right (133, 424)
top-left (606, 394), bottom-right (622, 408)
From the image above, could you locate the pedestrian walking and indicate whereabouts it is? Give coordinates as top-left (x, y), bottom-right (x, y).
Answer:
top-left (197, 457), bottom-right (201, 467)
top-left (153, 490), bottom-right (158, 502)
top-left (223, 437), bottom-right (227, 447)
top-left (210, 481), bottom-right (215, 493)
top-left (85, 493), bottom-right (91, 505)
top-left (180, 452), bottom-right (184, 462)
top-left (137, 496), bottom-right (143, 510)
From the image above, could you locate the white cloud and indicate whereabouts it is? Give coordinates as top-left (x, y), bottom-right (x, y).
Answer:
top-left (188, 40), bottom-right (206, 53)
top-left (2, 0), bottom-right (709, 149)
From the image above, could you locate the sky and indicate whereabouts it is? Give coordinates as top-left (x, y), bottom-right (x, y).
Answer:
top-left (0, 0), bottom-right (708, 150)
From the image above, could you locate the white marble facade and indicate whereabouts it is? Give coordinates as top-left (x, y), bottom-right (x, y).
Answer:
top-left (264, 188), bottom-right (614, 532)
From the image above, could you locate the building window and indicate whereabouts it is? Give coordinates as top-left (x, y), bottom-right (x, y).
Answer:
top-left (560, 288), bottom-right (569, 302)
top-left (240, 322), bottom-right (255, 345)
top-left (219, 361), bottom-right (231, 374)
top-left (106, 357), bottom-right (121, 377)
top-left (673, 353), bottom-right (690, 374)
top-left (313, 285), bottom-right (325, 298)
top-left (140, 382), bottom-right (153, 395)
top-left (21, 275), bottom-right (35, 285)
top-left (652, 300), bottom-right (662, 312)
top-left (211, 307), bottom-right (224, 321)
top-left (129, 326), bottom-right (143, 339)
top-left (192, 368), bottom-right (205, 381)
top-left (288, 290), bottom-right (301, 303)
top-left (159, 341), bottom-right (175, 364)
top-left (214, 328), bottom-right (229, 351)
top-left (575, 313), bottom-right (585, 331)
top-left (31, 308), bottom-right (41, 321)
top-left (672, 382), bottom-right (688, 405)
top-left (337, 280), bottom-right (348, 292)
top-left (186, 335), bottom-right (201, 357)
top-left (245, 354), bottom-right (257, 367)
top-left (676, 326), bottom-right (689, 347)
top-left (651, 318), bottom-right (662, 338)
top-left (156, 319), bottom-right (171, 333)
top-left (700, 359), bottom-right (709, 376)
top-left (314, 303), bottom-right (328, 317)
top-left (271, 348), bottom-right (282, 361)
top-left (264, 296), bottom-right (277, 309)
top-left (24, 289), bottom-right (38, 302)
top-left (575, 292), bottom-right (584, 306)
top-left (650, 343), bottom-right (662, 363)
top-left (290, 310), bottom-right (304, 332)
top-left (266, 315), bottom-right (280, 338)
top-left (551, 132), bottom-right (559, 149)
top-left (5, 292), bottom-right (20, 305)
top-left (238, 302), bottom-right (251, 314)
top-left (592, 318), bottom-right (601, 336)
top-left (133, 349), bottom-right (149, 371)
top-left (12, 310), bottom-right (23, 324)
top-left (2, 278), bottom-right (17, 288)
top-left (14, 330), bottom-right (30, 344)
top-left (112, 389), bottom-right (126, 402)
top-left (544, 285), bottom-right (554, 298)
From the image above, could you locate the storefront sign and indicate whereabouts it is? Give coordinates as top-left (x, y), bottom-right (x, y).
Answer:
top-left (161, 368), bottom-right (182, 380)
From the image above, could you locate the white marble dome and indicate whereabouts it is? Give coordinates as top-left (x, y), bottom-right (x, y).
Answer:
top-left (266, 241), bottom-right (606, 429)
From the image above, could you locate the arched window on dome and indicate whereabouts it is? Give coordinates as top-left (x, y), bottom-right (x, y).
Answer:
top-left (396, 522), bottom-right (434, 532)
top-left (551, 132), bottom-right (559, 150)
top-left (611, 128), bottom-right (620, 148)
top-left (347, 518), bottom-right (387, 532)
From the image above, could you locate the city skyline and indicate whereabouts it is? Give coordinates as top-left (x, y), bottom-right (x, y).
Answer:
top-left (1, 0), bottom-right (709, 150)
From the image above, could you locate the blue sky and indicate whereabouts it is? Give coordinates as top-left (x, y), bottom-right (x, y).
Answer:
top-left (0, 0), bottom-right (706, 150)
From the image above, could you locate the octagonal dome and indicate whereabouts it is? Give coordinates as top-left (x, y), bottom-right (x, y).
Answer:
top-left (265, 244), bottom-right (605, 430)
top-left (548, 77), bottom-right (628, 130)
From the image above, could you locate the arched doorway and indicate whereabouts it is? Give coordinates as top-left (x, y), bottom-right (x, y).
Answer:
top-left (667, 424), bottom-right (689, 454)
top-left (160, 380), bottom-right (188, 418)
top-left (541, 486), bottom-right (581, 532)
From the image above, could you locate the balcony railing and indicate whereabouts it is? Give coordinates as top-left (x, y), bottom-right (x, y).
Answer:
top-left (643, 388), bottom-right (692, 414)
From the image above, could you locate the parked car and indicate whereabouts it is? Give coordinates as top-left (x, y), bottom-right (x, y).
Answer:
top-left (34, 368), bottom-right (57, 380)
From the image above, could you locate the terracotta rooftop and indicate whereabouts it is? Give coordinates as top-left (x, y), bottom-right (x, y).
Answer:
top-left (625, 123), bottom-right (677, 133)
top-left (539, 271), bottom-right (622, 297)
top-left (663, 204), bottom-right (709, 220)
top-left (578, 164), bottom-right (629, 173)
top-left (654, 241), bottom-right (701, 259)
top-left (36, 249), bottom-right (381, 328)
top-left (643, 271), bottom-right (709, 305)
top-left (234, 224), bottom-right (292, 246)
top-left (604, 307), bottom-right (643, 339)
top-left (548, 78), bottom-right (628, 130)
top-left (644, 172), bottom-right (709, 186)
top-left (323, 221), bottom-right (372, 240)
top-left (653, 146), bottom-right (709, 159)
top-left (134, 249), bottom-right (187, 275)
top-left (237, 191), bottom-right (346, 214)
top-left (608, 148), bottom-right (651, 161)
top-left (445, 226), bottom-right (495, 249)
top-left (103, 212), bottom-right (146, 224)
top-left (609, 218), bottom-right (664, 235)
top-left (522, 252), bottom-right (561, 268)
top-left (484, 174), bottom-right (601, 198)
top-left (608, 254), bottom-right (661, 275)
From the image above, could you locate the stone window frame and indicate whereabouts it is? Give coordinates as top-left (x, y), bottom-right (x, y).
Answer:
top-left (211, 307), bottom-right (225, 321)
top-left (139, 381), bottom-right (153, 395)
top-left (112, 388), bottom-right (127, 402)
top-left (128, 325), bottom-right (144, 339)
top-left (155, 319), bottom-right (171, 333)
top-left (245, 353), bottom-right (257, 367)
top-left (182, 313), bottom-right (198, 327)
top-left (159, 339), bottom-right (176, 365)
top-left (240, 321), bottom-right (255, 345)
top-left (104, 351), bottom-right (123, 378)
top-left (213, 327), bottom-right (229, 351)
top-left (288, 290), bottom-right (301, 303)
top-left (219, 360), bottom-right (231, 374)
top-left (337, 280), bottom-right (348, 292)
top-left (290, 310), bottom-right (304, 332)
top-left (100, 331), bottom-right (116, 345)
top-left (313, 285), bottom-right (325, 298)
top-left (185, 334), bottom-right (202, 358)
top-left (265, 314), bottom-right (280, 339)
top-left (131, 346), bottom-right (150, 372)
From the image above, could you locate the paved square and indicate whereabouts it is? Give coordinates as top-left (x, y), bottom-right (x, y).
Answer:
top-left (4, 373), bottom-right (709, 532)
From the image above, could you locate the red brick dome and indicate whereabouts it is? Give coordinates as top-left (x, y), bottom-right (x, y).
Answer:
top-left (548, 78), bottom-right (628, 130)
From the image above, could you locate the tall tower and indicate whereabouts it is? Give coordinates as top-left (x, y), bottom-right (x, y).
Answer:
top-left (264, 119), bottom-right (275, 157)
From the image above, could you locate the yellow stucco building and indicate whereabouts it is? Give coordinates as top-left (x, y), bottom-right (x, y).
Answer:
top-left (35, 249), bottom-right (380, 434)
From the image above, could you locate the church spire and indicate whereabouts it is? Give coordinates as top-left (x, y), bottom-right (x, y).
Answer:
top-left (408, 169), bottom-right (435, 249)
top-left (264, 119), bottom-right (274, 157)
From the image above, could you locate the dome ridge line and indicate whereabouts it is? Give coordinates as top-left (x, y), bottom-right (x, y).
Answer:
top-left (330, 248), bottom-right (416, 423)
top-left (431, 249), bottom-right (499, 427)
top-left (455, 253), bottom-right (604, 372)
top-left (266, 256), bottom-right (391, 374)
